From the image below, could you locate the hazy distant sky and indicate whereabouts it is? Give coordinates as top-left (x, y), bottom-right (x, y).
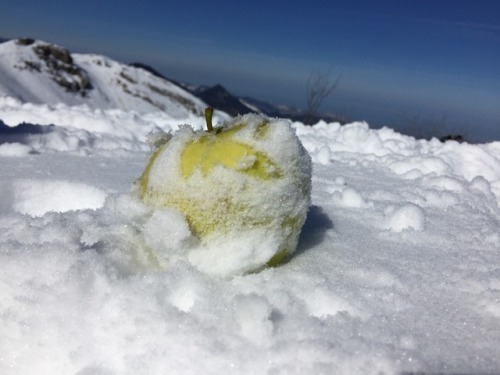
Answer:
top-left (1, 0), bottom-right (499, 140)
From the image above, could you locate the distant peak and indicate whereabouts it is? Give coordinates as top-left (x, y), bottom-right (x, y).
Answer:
top-left (211, 84), bottom-right (227, 91)
top-left (201, 84), bottom-right (229, 95)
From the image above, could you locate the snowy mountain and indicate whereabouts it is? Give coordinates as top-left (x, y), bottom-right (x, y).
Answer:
top-left (0, 38), bottom-right (208, 117)
top-left (0, 38), bottom-right (344, 123)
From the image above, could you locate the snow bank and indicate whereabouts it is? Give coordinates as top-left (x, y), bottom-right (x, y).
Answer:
top-left (12, 179), bottom-right (107, 216)
top-left (1, 100), bottom-right (500, 374)
top-left (0, 142), bottom-right (32, 156)
top-left (0, 96), bottom-right (228, 155)
top-left (297, 120), bottom-right (500, 207)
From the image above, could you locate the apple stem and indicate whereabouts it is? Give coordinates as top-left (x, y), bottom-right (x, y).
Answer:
top-left (205, 107), bottom-right (214, 132)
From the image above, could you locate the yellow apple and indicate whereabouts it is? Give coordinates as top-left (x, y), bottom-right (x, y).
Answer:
top-left (137, 109), bottom-right (311, 271)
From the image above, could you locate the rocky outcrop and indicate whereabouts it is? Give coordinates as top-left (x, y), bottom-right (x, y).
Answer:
top-left (14, 39), bottom-right (92, 96)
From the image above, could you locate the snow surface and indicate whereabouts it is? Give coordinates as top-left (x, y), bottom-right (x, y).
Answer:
top-left (1, 100), bottom-right (500, 374)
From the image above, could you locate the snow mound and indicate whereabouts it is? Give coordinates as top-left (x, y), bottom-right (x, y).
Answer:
top-left (383, 203), bottom-right (425, 232)
top-left (13, 179), bottom-right (107, 216)
top-left (0, 97), bottom-right (228, 155)
top-left (0, 142), bottom-right (32, 156)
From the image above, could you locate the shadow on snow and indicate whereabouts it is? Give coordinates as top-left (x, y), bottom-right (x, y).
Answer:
top-left (293, 205), bottom-right (334, 259)
top-left (0, 119), bottom-right (55, 148)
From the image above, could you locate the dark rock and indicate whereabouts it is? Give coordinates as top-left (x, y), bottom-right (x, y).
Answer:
top-left (15, 37), bottom-right (35, 46)
top-left (439, 134), bottom-right (465, 143)
top-left (33, 44), bottom-right (73, 65)
top-left (31, 42), bottom-right (92, 96)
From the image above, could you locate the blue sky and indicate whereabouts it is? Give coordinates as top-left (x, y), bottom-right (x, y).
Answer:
top-left (1, 0), bottom-right (499, 141)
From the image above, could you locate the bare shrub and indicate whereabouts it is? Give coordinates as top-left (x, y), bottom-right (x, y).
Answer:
top-left (304, 68), bottom-right (339, 125)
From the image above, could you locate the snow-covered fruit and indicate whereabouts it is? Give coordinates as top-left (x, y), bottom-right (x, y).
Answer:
top-left (137, 112), bottom-right (312, 273)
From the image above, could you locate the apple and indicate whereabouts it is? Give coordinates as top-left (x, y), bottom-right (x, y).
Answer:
top-left (137, 108), bottom-right (311, 272)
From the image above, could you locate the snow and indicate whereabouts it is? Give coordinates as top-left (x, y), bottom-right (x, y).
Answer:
top-left (382, 203), bottom-right (425, 232)
top-left (1, 98), bottom-right (500, 374)
top-left (0, 142), bottom-right (32, 156)
top-left (12, 179), bottom-right (107, 217)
